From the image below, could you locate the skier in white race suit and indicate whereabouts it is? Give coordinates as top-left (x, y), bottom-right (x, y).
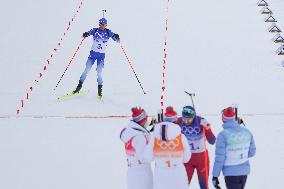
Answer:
top-left (120, 107), bottom-right (153, 189)
top-left (144, 106), bottom-right (191, 189)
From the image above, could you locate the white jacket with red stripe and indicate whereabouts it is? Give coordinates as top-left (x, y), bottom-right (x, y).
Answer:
top-left (144, 122), bottom-right (191, 189)
top-left (120, 121), bottom-right (153, 189)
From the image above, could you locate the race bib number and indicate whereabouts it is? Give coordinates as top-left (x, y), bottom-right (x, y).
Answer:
top-left (224, 132), bottom-right (251, 166)
top-left (188, 138), bottom-right (206, 153)
top-left (182, 126), bottom-right (206, 153)
top-left (224, 144), bottom-right (250, 165)
top-left (92, 39), bottom-right (108, 53)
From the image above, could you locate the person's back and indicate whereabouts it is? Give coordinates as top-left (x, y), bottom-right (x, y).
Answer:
top-left (144, 106), bottom-right (191, 189)
top-left (152, 122), bottom-right (190, 167)
top-left (120, 121), bottom-right (150, 167)
top-left (212, 107), bottom-right (256, 189)
top-left (214, 121), bottom-right (256, 174)
top-left (120, 107), bottom-right (153, 189)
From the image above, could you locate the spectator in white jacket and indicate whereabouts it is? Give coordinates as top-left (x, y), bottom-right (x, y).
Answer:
top-left (120, 107), bottom-right (153, 189)
top-left (144, 106), bottom-right (191, 189)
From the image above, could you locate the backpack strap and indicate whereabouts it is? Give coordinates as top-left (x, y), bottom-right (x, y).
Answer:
top-left (161, 124), bottom-right (167, 141)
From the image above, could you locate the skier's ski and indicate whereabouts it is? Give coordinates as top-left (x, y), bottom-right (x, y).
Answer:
top-left (58, 90), bottom-right (89, 100)
top-left (98, 95), bottom-right (104, 103)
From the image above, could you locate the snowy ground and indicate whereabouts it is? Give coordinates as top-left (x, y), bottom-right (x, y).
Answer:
top-left (0, 0), bottom-right (284, 188)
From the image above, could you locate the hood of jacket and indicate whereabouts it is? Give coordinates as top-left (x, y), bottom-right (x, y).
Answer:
top-left (120, 121), bottom-right (149, 143)
top-left (222, 120), bottom-right (240, 130)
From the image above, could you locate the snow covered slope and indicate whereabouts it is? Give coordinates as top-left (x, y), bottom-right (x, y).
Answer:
top-left (0, 0), bottom-right (284, 188)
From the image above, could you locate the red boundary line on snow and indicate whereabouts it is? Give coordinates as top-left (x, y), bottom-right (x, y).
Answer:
top-left (0, 115), bottom-right (134, 119)
top-left (16, 0), bottom-right (85, 115)
top-left (2, 113), bottom-right (284, 119)
top-left (160, 0), bottom-right (170, 114)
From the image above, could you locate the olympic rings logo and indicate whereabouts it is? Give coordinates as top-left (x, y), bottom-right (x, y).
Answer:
top-left (228, 132), bottom-right (250, 144)
top-left (181, 126), bottom-right (201, 136)
top-left (157, 138), bottom-right (180, 150)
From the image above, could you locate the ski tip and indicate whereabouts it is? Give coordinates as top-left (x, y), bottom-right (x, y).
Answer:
top-left (98, 96), bottom-right (104, 103)
top-left (57, 96), bottom-right (64, 101)
top-left (57, 90), bottom-right (89, 101)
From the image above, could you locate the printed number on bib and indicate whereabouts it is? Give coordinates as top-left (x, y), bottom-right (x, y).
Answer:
top-left (97, 44), bottom-right (102, 50)
top-left (190, 143), bottom-right (200, 151)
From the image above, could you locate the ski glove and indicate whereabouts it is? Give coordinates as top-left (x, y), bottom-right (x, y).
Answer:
top-left (237, 117), bottom-right (244, 125)
top-left (212, 177), bottom-right (221, 189)
top-left (150, 118), bottom-right (158, 126)
top-left (83, 32), bottom-right (90, 38)
top-left (200, 118), bottom-right (211, 130)
top-left (148, 118), bottom-right (158, 132)
top-left (112, 33), bottom-right (120, 43)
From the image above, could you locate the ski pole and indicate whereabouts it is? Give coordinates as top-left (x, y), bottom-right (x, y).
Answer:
top-left (158, 109), bottom-right (164, 122)
top-left (120, 43), bottom-right (147, 94)
top-left (102, 9), bottom-right (106, 18)
top-left (184, 91), bottom-right (196, 110)
top-left (234, 105), bottom-right (246, 127)
top-left (214, 184), bottom-right (222, 189)
top-left (235, 105), bottom-right (238, 121)
top-left (202, 128), bottom-right (210, 189)
top-left (54, 37), bottom-right (85, 90)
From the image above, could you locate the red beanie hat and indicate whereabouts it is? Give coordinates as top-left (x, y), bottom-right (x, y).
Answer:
top-left (131, 107), bottom-right (148, 125)
top-left (164, 106), bottom-right (177, 122)
top-left (222, 107), bottom-right (236, 123)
